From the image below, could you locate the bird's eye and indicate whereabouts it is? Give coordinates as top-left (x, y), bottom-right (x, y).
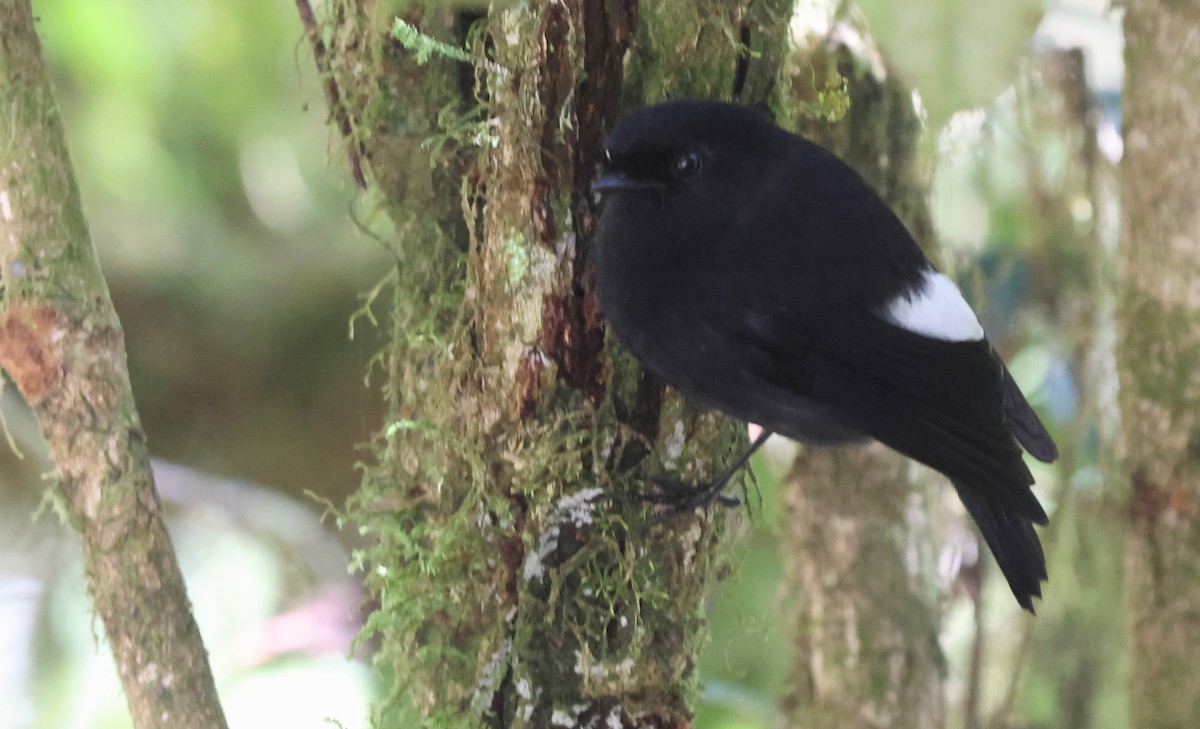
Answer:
top-left (673, 151), bottom-right (702, 178)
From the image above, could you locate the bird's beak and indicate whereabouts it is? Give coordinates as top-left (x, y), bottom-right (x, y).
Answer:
top-left (590, 174), bottom-right (666, 195)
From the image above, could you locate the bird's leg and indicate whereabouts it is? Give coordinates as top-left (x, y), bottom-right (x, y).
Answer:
top-left (640, 430), bottom-right (773, 517)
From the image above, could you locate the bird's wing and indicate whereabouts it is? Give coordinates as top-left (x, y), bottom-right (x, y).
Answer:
top-left (1001, 367), bottom-right (1059, 463)
top-left (723, 305), bottom-right (1049, 526)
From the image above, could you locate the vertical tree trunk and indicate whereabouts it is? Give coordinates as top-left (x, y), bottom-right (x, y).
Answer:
top-left (318, 2), bottom-right (793, 726)
top-left (1119, 1), bottom-right (1200, 726)
top-left (778, 12), bottom-right (945, 728)
top-left (0, 2), bottom-right (227, 727)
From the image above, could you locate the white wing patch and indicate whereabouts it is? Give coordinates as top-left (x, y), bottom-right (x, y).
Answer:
top-left (885, 269), bottom-right (984, 342)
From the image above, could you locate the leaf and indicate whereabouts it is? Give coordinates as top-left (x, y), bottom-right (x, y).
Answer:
top-left (855, 0), bottom-right (1044, 129)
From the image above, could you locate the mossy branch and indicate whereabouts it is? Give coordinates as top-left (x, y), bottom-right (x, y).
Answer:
top-left (0, 2), bottom-right (227, 727)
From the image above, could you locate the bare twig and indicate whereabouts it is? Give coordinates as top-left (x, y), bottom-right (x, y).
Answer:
top-left (296, 0), bottom-right (368, 189)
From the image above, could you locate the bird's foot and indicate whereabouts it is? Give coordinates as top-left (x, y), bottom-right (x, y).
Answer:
top-left (617, 431), bottom-right (771, 523)
top-left (633, 475), bottom-right (742, 524)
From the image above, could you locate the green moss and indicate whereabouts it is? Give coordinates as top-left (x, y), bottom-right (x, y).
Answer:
top-left (627, 1), bottom-right (747, 103)
top-left (393, 19), bottom-right (473, 64)
top-left (503, 228), bottom-right (531, 287)
top-left (1120, 288), bottom-right (1200, 408)
top-left (813, 72), bottom-right (851, 122)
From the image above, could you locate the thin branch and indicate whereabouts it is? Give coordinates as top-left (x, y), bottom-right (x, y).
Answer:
top-left (296, 0), bottom-right (368, 189)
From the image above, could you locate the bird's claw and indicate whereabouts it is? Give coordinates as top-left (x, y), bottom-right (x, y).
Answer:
top-left (608, 430), bottom-right (771, 523)
top-left (627, 477), bottom-right (742, 525)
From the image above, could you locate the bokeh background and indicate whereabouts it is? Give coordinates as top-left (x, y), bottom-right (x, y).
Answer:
top-left (0, 0), bottom-right (1123, 727)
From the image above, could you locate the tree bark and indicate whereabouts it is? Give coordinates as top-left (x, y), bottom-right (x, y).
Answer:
top-left (1119, 1), bottom-right (1200, 726)
top-left (0, 2), bottom-right (227, 728)
top-left (777, 12), bottom-right (945, 729)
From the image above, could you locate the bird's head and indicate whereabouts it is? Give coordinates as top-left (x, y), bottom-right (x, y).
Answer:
top-left (592, 100), bottom-right (776, 198)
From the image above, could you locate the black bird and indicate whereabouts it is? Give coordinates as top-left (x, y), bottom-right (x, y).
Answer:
top-left (591, 100), bottom-right (1058, 612)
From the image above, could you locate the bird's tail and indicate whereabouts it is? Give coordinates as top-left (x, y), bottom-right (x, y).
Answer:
top-left (953, 480), bottom-right (1047, 613)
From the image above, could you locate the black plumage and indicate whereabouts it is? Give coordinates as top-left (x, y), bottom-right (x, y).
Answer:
top-left (592, 100), bottom-right (1058, 612)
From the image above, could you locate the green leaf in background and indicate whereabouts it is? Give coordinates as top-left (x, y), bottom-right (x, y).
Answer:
top-left (855, 0), bottom-right (1044, 129)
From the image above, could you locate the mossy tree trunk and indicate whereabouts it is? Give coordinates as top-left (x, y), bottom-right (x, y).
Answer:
top-left (0, 2), bottom-right (227, 727)
top-left (776, 12), bottom-right (946, 728)
top-left (308, 1), bottom-right (793, 725)
top-left (1119, 1), bottom-right (1200, 726)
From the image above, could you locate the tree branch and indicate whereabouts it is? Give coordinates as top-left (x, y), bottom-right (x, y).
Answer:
top-left (296, 0), bottom-right (367, 189)
top-left (0, 3), bottom-right (228, 727)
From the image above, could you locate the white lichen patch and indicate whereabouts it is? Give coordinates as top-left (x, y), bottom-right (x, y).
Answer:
top-left (556, 488), bottom-right (604, 528)
top-left (523, 488), bottom-right (604, 582)
top-left (598, 433), bottom-right (616, 462)
top-left (471, 116), bottom-right (501, 149)
top-left (515, 677), bottom-right (532, 700)
top-left (574, 648), bottom-right (638, 691)
top-left (522, 525), bottom-right (560, 582)
top-left (615, 658), bottom-right (635, 679)
top-left (662, 420), bottom-right (686, 467)
top-left (137, 662), bottom-right (159, 684)
top-left (574, 647), bottom-right (597, 677)
top-left (605, 705), bottom-right (623, 729)
top-left (470, 639), bottom-right (513, 715)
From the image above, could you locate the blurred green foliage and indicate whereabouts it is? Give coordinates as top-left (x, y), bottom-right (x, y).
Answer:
top-left (38, 0), bottom-right (391, 506)
top-left (855, 0), bottom-right (1044, 130)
